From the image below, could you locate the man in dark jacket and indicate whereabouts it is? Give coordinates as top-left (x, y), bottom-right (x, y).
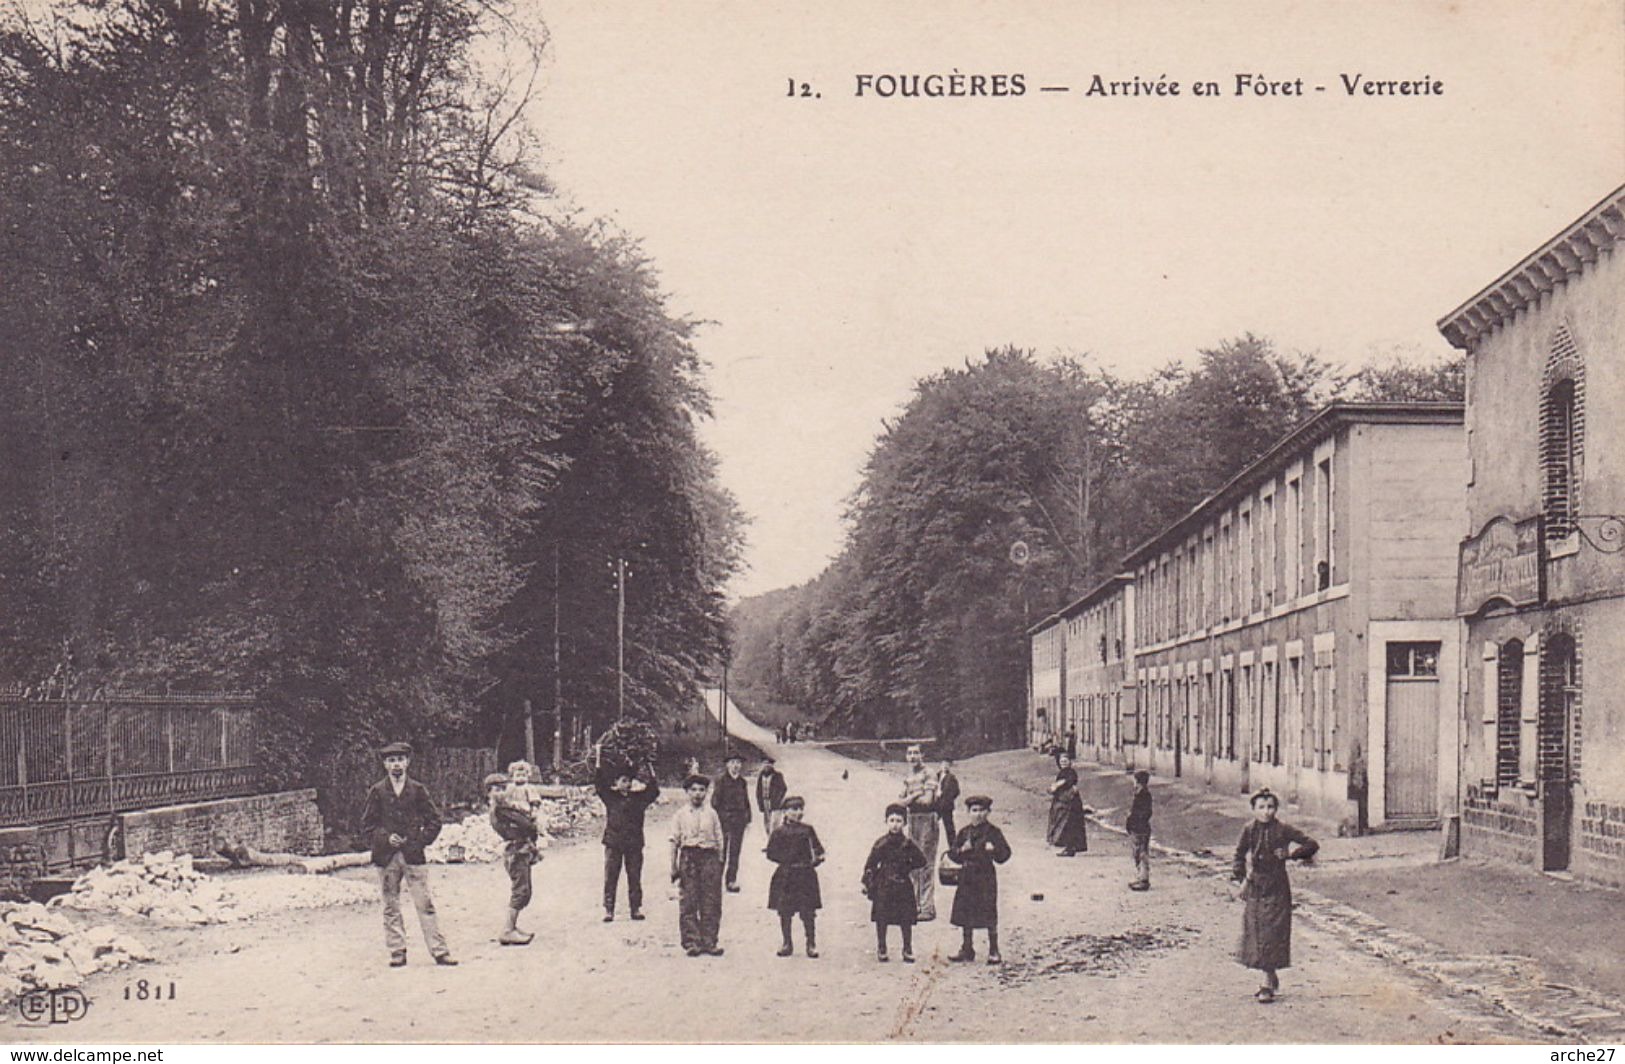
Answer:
top-left (596, 760), bottom-right (660, 921)
top-left (1126, 769), bottom-right (1153, 891)
top-left (711, 752), bottom-right (752, 892)
top-left (359, 741), bottom-right (456, 968)
top-left (756, 758), bottom-right (788, 846)
top-left (936, 759), bottom-right (960, 844)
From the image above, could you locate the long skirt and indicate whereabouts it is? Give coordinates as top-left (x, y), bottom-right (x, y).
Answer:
top-left (1047, 796), bottom-right (1089, 851)
top-left (1236, 887), bottom-right (1292, 970)
top-left (905, 811), bottom-right (938, 921)
top-left (767, 865), bottom-right (822, 915)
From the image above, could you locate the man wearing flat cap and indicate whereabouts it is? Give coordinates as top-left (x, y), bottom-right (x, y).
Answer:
top-left (360, 741), bottom-right (456, 967)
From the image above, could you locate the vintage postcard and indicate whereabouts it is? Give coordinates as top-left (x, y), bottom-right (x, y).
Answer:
top-left (0, 0), bottom-right (1621, 1049)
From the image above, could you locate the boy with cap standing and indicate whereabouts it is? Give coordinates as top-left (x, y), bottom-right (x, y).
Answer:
top-left (485, 772), bottom-right (539, 945)
top-left (1126, 770), bottom-right (1154, 891)
top-left (670, 774), bottom-right (726, 957)
top-left (711, 752), bottom-right (753, 892)
top-left (947, 794), bottom-right (1012, 965)
top-left (764, 795), bottom-right (824, 958)
top-left (360, 742), bottom-right (456, 968)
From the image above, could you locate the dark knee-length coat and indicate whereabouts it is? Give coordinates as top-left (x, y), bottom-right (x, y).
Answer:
top-left (766, 820), bottom-right (825, 915)
top-left (861, 831), bottom-right (926, 926)
top-left (948, 821), bottom-right (1012, 929)
top-left (1232, 818), bottom-right (1318, 970)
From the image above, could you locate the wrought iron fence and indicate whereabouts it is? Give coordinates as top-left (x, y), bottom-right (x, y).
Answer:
top-left (0, 687), bottom-right (258, 828)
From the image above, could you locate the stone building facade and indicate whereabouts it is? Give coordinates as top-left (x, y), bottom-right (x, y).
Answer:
top-left (1439, 182), bottom-right (1625, 888)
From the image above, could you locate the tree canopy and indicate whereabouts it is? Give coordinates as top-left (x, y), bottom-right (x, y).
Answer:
top-left (0, 0), bottom-right (743, 807)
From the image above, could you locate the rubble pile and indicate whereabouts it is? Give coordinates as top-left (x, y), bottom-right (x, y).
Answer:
top-left (425, 788), bottom-right (607, 863)
top-left (54, 852), bottom-right (232, 925)
top-left (0, 902), bottom-right (153, 1002)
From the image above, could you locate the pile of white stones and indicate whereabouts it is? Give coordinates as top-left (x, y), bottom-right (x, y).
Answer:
top-left (53, 852), bottom-right (231, 925)
top-left (0, 902), bottom-right (153, 1003)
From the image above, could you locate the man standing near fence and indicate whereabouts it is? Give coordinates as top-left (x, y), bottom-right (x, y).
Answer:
top-left (361, 741), bottom-right (457, 968)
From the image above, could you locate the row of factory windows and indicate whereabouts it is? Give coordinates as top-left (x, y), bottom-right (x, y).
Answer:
top-left (1136, 445), bottom-right (1338, 649)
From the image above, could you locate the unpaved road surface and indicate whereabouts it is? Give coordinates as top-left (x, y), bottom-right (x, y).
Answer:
top-left (6, 704), bottom-right (1525, 1043)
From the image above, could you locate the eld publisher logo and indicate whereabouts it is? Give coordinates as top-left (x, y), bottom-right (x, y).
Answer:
top-left (17, 988), bottom-right (91, 1024)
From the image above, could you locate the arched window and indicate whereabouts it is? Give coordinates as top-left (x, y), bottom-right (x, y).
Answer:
top-left (1496, 638), bottom-right (1523, 787)
top-left (1541, 326), bottom-right (1585, 541)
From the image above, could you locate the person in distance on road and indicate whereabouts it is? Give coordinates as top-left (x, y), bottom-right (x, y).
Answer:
top-left (861, 803), bottom-right (927, 963)
top-left (765, 795), bottom-right (825, 958)
top-left (947, 795), bottom-right (1012, 965)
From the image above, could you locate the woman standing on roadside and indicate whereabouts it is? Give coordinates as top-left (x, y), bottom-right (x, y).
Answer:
top-left (1046, 753), bottom-right (1091, 857)
top-left (1232, 788), bottom-right (1318, 1003)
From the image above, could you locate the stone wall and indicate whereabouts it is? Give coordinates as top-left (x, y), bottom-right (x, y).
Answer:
top-left (0, 832), bottom-right (48, 898)
top-left (1462, 783), bottom-right (1539, 867)
top-left (1576, 797), bottom-right (1625, 890)
top-left (118, 789), bottom-right (322, 860)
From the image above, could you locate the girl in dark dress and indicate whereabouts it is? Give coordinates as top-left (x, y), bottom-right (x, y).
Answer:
top-left (948, 795), bottom-right (1012, 965)
top-left (1232, 788), bottom-right (1318, 1003)
top-left (1046, 753), bottom-right (1092, 856)
top-left (766, 796), bottom-right (825, 957)
top-left (862, 803), bottom-right (927, 962)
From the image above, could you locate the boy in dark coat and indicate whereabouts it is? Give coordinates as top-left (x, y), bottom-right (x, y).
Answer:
top-left (595, 760), bottom-right (660, 921)
top-left (485, 772), bottom-right (539, 946)
top-left (359, 741), bottom-right (456, 968)
top-left (765, 795), bottom-right (824, 957)
top-left (1126, 769), bottom-right (1153, 890)
top-left (711, 752), bottom-right (753, 892)
top-left (948, 795), bottom-right (1012, 965)
top-left (862, 803), bottom-right (927, 963)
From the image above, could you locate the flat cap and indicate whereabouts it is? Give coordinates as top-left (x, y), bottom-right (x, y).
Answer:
top-left (782, 795), bottom-right (805, 809)
top-left (482, 772), bottom-right (511, 789)
top-left (683, 773), bottom-right (711, 789)
top-left (379, 741), bottom-right (413, 758)
top-left (964, 794), bottom-right (993, 810)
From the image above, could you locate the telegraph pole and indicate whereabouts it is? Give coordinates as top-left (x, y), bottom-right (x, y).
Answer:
top-left (616, 556), bottom-right (627, 720)
top-left (552, 542), bottom-right (563, 777)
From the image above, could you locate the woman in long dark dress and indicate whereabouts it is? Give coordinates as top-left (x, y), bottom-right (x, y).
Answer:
top-left (861, 803), bottom-right (927, 963)
top-left (1232, 788), bottom-right (1318, 1003)
top-left (766, 796), bottom-right (825, 957)
top-left (948, 795), bottom-right (1012, 965)
top-left (1046, 753), bottom-right (1091, 856)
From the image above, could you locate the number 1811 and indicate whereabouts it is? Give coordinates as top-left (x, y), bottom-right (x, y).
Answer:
top-left (125, 979), bottom-right (177, 1001)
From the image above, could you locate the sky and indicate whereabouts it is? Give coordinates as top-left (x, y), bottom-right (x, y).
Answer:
top-left (523, 0), bottom-right (1625, 600)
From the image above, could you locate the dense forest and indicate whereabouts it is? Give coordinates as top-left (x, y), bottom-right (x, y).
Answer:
top-left (0, 1), bottom-right (743, 795)
top-left (728, 340), bottom-right (1462, 750)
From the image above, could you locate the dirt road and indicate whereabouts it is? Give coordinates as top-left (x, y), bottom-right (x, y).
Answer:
top-left (7, 702), bottom-right (1524, 1043)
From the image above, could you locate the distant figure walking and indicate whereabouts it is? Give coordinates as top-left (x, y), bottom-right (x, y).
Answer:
top-left (899, 744), bottom-right (940, 921)
top-left (1232, 788), bottom-right (1319, 1003)
top-left (936, 758), bottom-right (960, 844)
top-left (1047, 753), bottom-right (1091, 857)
